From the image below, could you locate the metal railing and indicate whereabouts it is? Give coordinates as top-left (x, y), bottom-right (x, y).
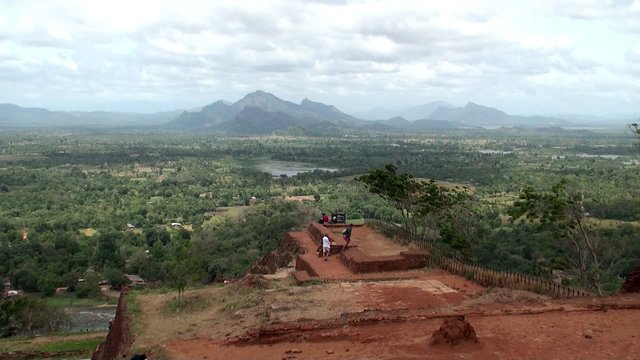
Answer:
top-left (366, 219), bottom-right (592, 298)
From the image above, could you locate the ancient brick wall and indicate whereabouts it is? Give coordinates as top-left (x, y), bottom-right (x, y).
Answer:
top-left (308, 223), bottom-right (344, 253)
top-left (91, 291), bottom-right (132, 360)
top-left (339, 249), bottom-right (426, 273)
top-left (308, 222), bottom-right (332, 246)
top-left (400, 251), bottom-right (428, 268)
top-left (295, 255), bottom-right (319, 276)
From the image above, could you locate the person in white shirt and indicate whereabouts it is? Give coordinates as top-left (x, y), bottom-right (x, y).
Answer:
top-left (322, 234), bottom-right (331, 261)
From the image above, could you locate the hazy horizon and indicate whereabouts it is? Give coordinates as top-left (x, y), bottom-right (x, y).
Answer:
top-left (1, 1), bottom-right (639, 117)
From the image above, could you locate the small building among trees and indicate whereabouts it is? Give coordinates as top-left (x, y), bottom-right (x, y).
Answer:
top-left (125, 274), bottom-right (146, 287)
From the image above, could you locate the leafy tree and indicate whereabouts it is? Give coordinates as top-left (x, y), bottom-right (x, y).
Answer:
top-left (36, 274), bottom-right (58, 297)
top-left (510, 179), bottom-right (628, 295)
top-left (75, 273), bottom-right (102, 298)
top-left (0, 297), bottom-right (68, 337)
top-left (144, 227), bottom-right (171, 246)
top-left (437, 190), bottom-right (477, 255)
top-left (192, 200), bottom-right (306, 281)
top-left (166, 236), bottom-right (195, 301)
top-left (94, 231), bottom-right (123, 270)
top-left (103, 267), bottom-right (127, 290)
top-left (174, 227), bottom-right (191, 242)
top-left (358, 165), bottom-right (477, 253)
top-left (412, 180), bottom-right (479, 256)
top-left (356, 164), bottom-right (421, 231)
top-left (630, 122), bottom-right (640, 138)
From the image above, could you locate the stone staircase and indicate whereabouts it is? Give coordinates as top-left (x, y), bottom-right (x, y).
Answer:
top-left (291, 222), bottom-right (427, 283)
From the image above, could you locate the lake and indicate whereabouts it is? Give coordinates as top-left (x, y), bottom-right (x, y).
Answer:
top-left (255, 160), bottom-right (337, 177)
top-left (62, 305), bottom-right (117, 332)
top-left (576, 153), bottom-right (622, 159)
top-left (477, 149), bottom-right (513, 154)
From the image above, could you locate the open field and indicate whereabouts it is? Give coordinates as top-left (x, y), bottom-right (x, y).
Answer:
top-left (0, 332), bottom-right (106, 358)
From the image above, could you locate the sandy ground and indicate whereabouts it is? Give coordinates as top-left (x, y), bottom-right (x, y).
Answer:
top-left (132, 270), bottom-right (482, 349)
top-left (152, 291), bottom-right (640, 360)
top-left (164, 307), bottom-right (640, 360)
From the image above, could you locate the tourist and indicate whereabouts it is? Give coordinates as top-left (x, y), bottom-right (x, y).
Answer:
top-left (342, 224), bottom-right (353, 250)
top-left (322, 233), bottom-right (331, 261)
top-left (321, 213), bottom-right (329, 224)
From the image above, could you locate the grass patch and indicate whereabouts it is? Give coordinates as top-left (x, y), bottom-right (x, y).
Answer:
top-left (40, 337), bottom-right (104, 353)
top-left (43, 294), bottom-right (117, 307)
top-left (344, 218), bottom-right (365, 225)
top-left (299, 279), bottom-right (323, 287)
top-left (79, 228), bottom-right (97, 236)
top-left (0, 334), bottom-right (105, 354)
top-left (587, 217), bottom-right (639, 228)
top-left (128, 292), bottom-right (141, 317)
top-left (163, 295), bottom-right (210, 315)
top-left (218, 287), bottom-right (265, 313)
top-left (128, 291), bottom-right (142, 336)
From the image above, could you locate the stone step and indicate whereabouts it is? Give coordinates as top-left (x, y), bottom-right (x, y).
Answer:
top-left (292, 270), bottom-right (313, 284)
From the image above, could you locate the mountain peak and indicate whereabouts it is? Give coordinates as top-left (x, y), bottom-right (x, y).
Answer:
top-left (232, 90), bottom-right (293, 112)
top-left (388, 116), bottom-right (408, 122)
top-left (242, 90), bottom-right (276, 99)
top-left (300, 97), bottom-right (336, 110)
top-left (202, 99), bottom-right (230, 109)
top-left (464, 102), bottom-right (482, 108)
top-left (463, 102), bottom-right (506, 115)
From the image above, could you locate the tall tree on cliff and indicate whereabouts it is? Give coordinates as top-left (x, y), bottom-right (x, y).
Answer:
top-left (510, 179), bottom-right (629, 295)
top-left (630, 122), bottom-right (640, 137)
top-left (357, 164), bottom-right (477, 256)
top-left (630, 121), bottom-right (640, 150)
top-left (356, 164), bottom-right (421, 232)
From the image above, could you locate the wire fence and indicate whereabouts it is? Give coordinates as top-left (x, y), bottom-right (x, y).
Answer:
top-left (366, 219), bottom-right (592, 298)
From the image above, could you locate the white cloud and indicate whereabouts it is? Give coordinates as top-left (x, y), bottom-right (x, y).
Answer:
top-left (0, 0), bottom-right (638, 115)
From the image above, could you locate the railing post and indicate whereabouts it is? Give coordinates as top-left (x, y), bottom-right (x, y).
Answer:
top-left (374, 219), bottom-right (590, 299)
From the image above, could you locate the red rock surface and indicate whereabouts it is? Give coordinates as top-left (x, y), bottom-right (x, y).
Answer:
top-left (430, 315), bottom-right (478, 345)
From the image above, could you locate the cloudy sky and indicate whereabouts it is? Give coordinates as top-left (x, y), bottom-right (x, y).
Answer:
top-left (1, 0), bottom-right (639, 116)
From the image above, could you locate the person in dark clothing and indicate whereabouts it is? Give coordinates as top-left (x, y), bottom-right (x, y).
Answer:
top-left (342, 224), bottom-right (353, 250)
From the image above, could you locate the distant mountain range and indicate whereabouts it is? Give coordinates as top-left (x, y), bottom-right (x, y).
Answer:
top-left (0, 103), bottom-right (181, 127)
top-left (168, 90), bottom-right (364, 133)
top-left (1, 91), bottom-right (634, 133)
top-left (170, 91), bottom-right (580, 133)
top-left (356, 101), bottom-right (455, 121)
top-left (424, 102), bottom-right (571, 128)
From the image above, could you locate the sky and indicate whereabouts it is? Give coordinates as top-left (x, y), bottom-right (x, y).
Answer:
top-left (0, 0), bottom-right (639, 116)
